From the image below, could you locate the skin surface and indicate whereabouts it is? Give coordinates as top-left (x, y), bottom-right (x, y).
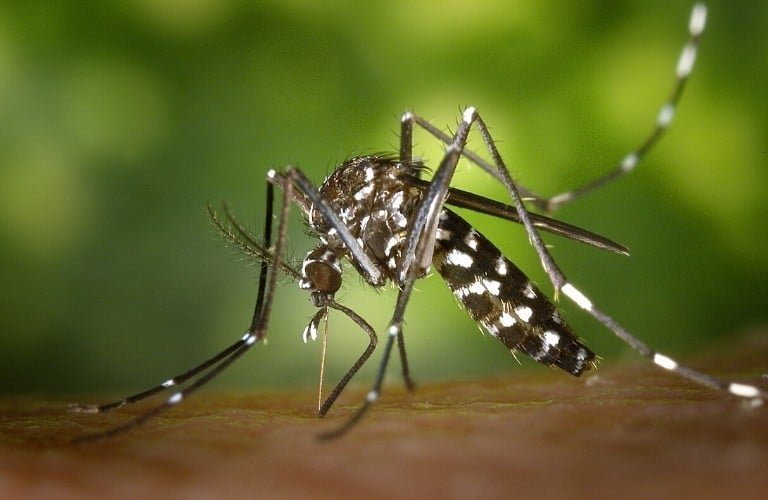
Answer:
top-left (1, 333), bottom-right (766, 500)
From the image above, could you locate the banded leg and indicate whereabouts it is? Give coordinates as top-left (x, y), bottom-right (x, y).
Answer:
top-left (539, 3), bottom-right (708, 212)
top-left (71, 173), bottom-right (293, 443)
top-left (218, 203), bottom-right (382, 418)
top-left (402, 4), bottom-right (708, 214)
top-left (320, 107), bottom-right (480, 439)
top-left (316, 301), bottom-right (378, 417)
top-left (458, 105), bottom-right (767, 405)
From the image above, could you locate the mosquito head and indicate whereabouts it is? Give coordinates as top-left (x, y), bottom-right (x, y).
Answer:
top-left (300, 246), bottom-right (343, 297)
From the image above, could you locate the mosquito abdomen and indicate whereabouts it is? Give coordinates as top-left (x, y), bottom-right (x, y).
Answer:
top-left (432, 208), bottom-right (595, 376)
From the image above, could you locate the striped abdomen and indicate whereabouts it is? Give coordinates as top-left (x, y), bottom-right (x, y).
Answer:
top-left (432, 209), bottom-right (594, 376)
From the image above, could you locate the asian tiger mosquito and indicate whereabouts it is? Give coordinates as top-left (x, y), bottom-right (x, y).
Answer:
top-left (70, 3), bottom-right (766, 442)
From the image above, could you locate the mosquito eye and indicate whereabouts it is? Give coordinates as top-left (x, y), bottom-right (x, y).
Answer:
top-left (304, 261), bottom-right (342, 294)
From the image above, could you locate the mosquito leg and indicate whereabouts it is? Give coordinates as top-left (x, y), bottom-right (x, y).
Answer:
top-left (407, 112), bottom-right (540, 201)
top-left (317, 301), bottom-right (378, 417)
top-left (396, 329), bottom-right (415, 392)
top-left (320, 108), bottom-right (479, 438)
top-left (469, 103), bottom-right (766, 405)
top-left (72, 172), bottom-right (293, 443)
top-left (537, 4), bottom-right (707, 212)
top-left (68, 339), bottom-right (248, 414)
top-left (400, 110), bottom-right (414, 165)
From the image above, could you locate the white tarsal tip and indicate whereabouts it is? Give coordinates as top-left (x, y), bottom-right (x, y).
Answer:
top-left (657, 104), bottom-right (675, 127)
top-left (562, 283), bottom-right (593, 310)
top-left (653, 353), bottom-right (678, 371)
top-left (690, 4), bottom-right (707, 36)
top-left (729, 383), bottom-right (760, 399)
top-left (168, 392), bottom-right (183, 405)
top-left (676, 44), bottom-right (697, 78)
top-left (267, 169), bottom-right (276, 179)
top-left (463, 106), bottom-right (477, 123)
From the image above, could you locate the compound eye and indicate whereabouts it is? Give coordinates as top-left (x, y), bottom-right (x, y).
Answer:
top-left (304, 261), bottom-right (342, 294)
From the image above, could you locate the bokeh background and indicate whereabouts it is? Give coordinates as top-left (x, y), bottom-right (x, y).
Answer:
top-left (1, 1), bottom-right (766, 397)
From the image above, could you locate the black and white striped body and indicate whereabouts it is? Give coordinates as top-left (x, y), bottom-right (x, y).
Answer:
top-left (302, 155), bottom-right (594, 376)
top-left (433, 209), bottom-right (594, 375)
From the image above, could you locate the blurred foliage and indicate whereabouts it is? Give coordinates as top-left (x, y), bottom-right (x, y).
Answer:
top-left (0, 1), bottom-right (766, 396)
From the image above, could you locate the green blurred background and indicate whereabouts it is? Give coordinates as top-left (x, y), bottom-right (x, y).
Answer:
top-left (1, 1), bottom-right (766, 397)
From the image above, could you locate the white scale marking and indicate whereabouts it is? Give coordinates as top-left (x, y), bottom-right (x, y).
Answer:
top-left (499, 312), bottom-right (516, 327)
top-left (463, 106), bottom-right (477, 123)
top-left (385, 236), bottom-right (400, 256)
top-left (690, 4), bottom-right (707, 36)
top-left (621, 153), bottom-right (638, 172)
top-left (436, 228), bottom-right (452, 241)
top-left (162, 379), bottom-right (175, 388)
top-left (353, 183), bottom-right (374, 200)
top-left (495, 257), bottom-right (508, 276)
top-left (653, 353), bottom-right (678, 371)
top-left (562, 283), bottom-right (593, 311)
top-left (303, 321), bottom-right (318, 343)
top-left (522, 282), bottom-right (536, 299)
top-left (455, 281), bottom-right (487, 298)
top-left (391, 191), bottom-right (404, 210)
top-left (393, 212), bottom-right (408, 228)
top-left (464, 230), bottom-right (479, 250)
top-left (482, 279), bottom-right (501, 296)
top-left (542, 330), bottom-right (561, 349)
top-left (514, 305), bottom-right (533, 323)
top-left (657, 104), bottom-right (675, 127)
top-left (446, 249), bottom-right (474, 268)
top-left (676, 43), bottom-right (697, 78)
top-left (340, 207), bottom-right (353, 222)
top-left (168, 392), bottom-right (183, 405)
top-left (364, 167), bottom-right (375, 182)
top-left (729, 383), bottom-right (760, 399)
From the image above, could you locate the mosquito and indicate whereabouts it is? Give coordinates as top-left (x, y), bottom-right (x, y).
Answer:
top-left (70, 3), bottom-right (765, 442)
